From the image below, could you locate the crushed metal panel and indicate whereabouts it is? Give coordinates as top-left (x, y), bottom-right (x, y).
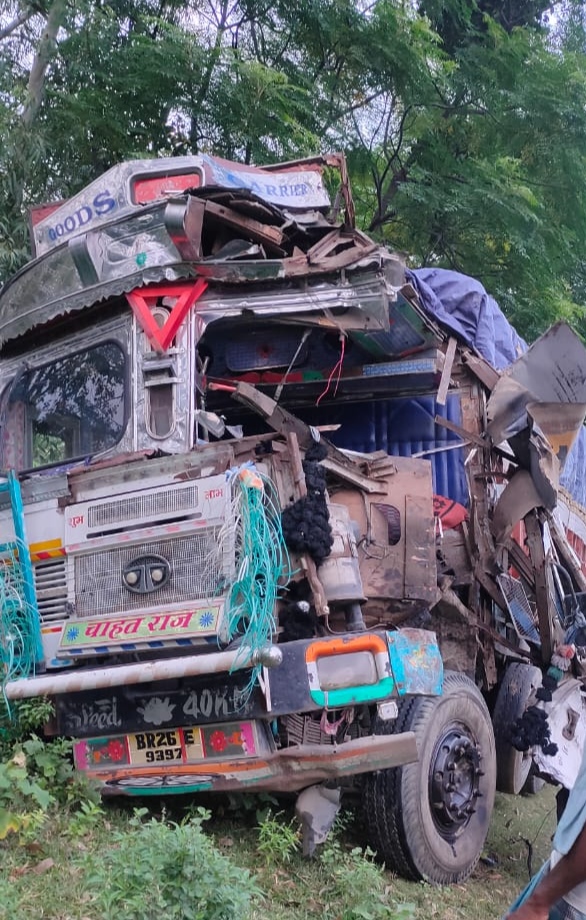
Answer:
top-left (492, 469), bottom-right (544, 543)
top-left (31, 153), bottom-right (333, 258)
top-left (349, 291), bottom-right (444, 359)
top-left (487, 322), bottom-right (586, 445)
top-left (524, 510), bottom-right (555, 663)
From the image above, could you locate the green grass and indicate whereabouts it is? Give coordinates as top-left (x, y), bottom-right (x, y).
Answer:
top-left (0, 787), bottom-right (558, 920)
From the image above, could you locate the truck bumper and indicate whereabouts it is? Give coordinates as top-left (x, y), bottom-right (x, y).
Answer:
top-left (85, 731), bottom-right (419, 796)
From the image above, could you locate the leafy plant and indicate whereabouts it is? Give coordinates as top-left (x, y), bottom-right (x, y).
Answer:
top-left (319, 838), bottom-right (415, 920)
top-left (79, 808), bottom-right (260, 920)
top-left (0, 750), bottom-right (53, 840)
top-left (65, 798), bottom-right (106, 838)
top-left (0, 696), bottom-right (100, 840)
top-left (0, 697), bottom-right (55, 756)
top-left (257, 809), bottom-right (300, 865)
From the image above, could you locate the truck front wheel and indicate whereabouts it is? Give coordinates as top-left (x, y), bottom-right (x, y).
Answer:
top-left (362, 671), bottom-right (496, 884)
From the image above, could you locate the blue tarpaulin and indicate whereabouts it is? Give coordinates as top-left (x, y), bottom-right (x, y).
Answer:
top-left (407, 268), bottom-right (527, 369)
top-left (408, 267), bottom-right (586, 508)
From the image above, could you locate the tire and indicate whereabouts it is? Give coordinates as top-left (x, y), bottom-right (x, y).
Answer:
top-left (493, 662), bottom-right (543, 795)
top-left (362, 671), bottom-right (496, 884)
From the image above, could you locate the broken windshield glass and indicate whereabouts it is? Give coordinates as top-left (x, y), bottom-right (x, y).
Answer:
top-left (0, 341), bottom-right (127, 470)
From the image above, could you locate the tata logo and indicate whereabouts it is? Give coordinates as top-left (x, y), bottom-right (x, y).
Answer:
top-left (46, 191), bottom-right (117, 243)
top-left (122, 554), bottom-right (171, 594)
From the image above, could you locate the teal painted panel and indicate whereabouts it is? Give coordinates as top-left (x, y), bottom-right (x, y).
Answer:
top-left (387, 629), bottom-right (443, 696)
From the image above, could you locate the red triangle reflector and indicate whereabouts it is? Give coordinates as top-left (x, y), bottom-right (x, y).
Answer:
top-left (126, 279), bottom-right (208, 352)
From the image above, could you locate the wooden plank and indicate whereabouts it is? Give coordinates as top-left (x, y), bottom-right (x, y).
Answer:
top-left (524, 510), bottom-right (554, 663)
top-left (434, 414), bottom-right (487, 449)
top-left (473, 564), bottom-right (508, 610)
top-left (461, 350), bottom-right (500, 391)
top-left (320, 457), bottom-right (386, 494)
top-left (436, 337), bottom-right (457, 406)
top-left (232, 382), bottom-right (362, 473)
top-left (505, 537), bottom-right (536, 589)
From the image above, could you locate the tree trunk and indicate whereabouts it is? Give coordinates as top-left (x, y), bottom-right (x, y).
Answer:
top-left (22, 0), bottom-right (68, 128)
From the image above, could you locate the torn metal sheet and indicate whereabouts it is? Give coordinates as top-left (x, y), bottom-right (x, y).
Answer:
top-left (200, 154), bottom-right (331, 211)
top-left (506, 419), bottom-right (560, 512)
top-left (492, 470), bottom-right (547, 544)
top-left (487, 323), bottom-right (586, 446)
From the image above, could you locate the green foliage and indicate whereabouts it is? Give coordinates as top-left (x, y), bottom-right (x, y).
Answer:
top-left (79, 807), bottom-right (260, 920)
top-left (319, 837), bottom-right (415, 920)
top-left (2, 1), bottom-right (586, 338)
top-left (0, 750), bottom-right (52, 839)
top-left (0, 697), bottom-right (99, 840)
top-left (257, 809), bottom-right (300, 864)
top-left (66, 797), bottom-right (106, 838)
top-left (0, 696), bottom-right (55, 748)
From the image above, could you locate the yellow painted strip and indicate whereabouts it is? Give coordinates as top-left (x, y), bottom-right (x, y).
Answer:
top-left (29, 539), bottom-right (63, 553)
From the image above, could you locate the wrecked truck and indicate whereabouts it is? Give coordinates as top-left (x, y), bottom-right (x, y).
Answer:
top-left (1, 152), bottom-right (586, 885)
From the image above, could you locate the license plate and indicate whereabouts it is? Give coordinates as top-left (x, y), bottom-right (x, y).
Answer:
top-left (74, 721), bottom-right (258, 771)
top-left (128, 727), bottom-right (202, 766)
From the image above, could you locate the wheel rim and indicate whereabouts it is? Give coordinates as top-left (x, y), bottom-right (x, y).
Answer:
top-left (429, 722), bottom-right (483, 841)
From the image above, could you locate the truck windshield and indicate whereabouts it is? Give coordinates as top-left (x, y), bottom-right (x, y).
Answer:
top-left (0, 341), bottom-right (127, 470)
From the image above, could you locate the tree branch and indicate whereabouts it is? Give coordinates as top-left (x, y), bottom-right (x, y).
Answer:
top-left (0, 9), bottom-right (34, 42)
top-left (22, 0), bottom-right (68, 129)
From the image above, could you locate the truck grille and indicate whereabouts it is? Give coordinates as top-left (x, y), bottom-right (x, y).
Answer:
top-left (74, 529), bottom-right (230, 617)
top-left (34, 558), bottom-right (69, 623)
top-left (88, 485), bottom-right (199, 530)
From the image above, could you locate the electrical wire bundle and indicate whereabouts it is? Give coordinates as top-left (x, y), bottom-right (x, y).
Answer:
top-left (0, 541), bottom-right (38, 718)
top-left (225, 466), bottom-right (291, 696)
